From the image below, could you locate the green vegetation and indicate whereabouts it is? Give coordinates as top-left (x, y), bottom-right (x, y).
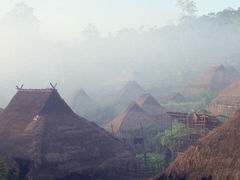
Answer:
top-left (125, 125), bottom-right (165, 152)
top-left (198, 109), bottom-right (229, 122)
top-left (123, 120), bottom-right (199, 170)
top-left (124, 121), bottom-right (197, 151)
top-left (216, 114), bottom-right (229, 122)
top-left (162, 101), bottom-right (204, 112)
top-left (159, 121), bottom-right (188, 146)
top-left (136, 153), bottom-right (165, 167)
top-left (195, 91), bottom-right (218, 105)
top-left (163, 91), bottom-right (218, 112)
top-left (198, 109), bottom-right (212, 114)
top-left (0, 159), bottom-right (9, 180)
top-left (126, 125), bottom-right (163, 139)
top-left (0, 158), bottom-right (19, 180)
top-left (155, 121), bottom-right (197, 149)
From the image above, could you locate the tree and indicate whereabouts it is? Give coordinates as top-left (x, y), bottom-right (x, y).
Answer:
top-left (178, 0), bottom-right (198, 16)
top-left (82, 24), bottom-right (100, 41)
top-left (0, 158), bottom-right (19, 180)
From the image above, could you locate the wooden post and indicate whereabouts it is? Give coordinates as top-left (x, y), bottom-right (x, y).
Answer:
top-left (50, 82), bottom-right (57, 89)
top-left (111, 124), bottom-right (114, 136)
top-left (187, 113), bottom-right (190, 145)
top-left (203, 115), bottom-right (206, 136)
top-left (140, 123), bottom-right (147, 166)
top-left (16, 84), bottom-right (24, 90)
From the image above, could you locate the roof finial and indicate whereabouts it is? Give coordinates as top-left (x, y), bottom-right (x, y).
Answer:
top-left (50, 82), bottom-right (57, 89)
top-left (16, 84), bottom-right (24, 90)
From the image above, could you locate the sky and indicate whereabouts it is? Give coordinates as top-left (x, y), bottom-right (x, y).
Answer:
top-left (0, 0), bottom-right (240, 41)
top-left (0, 0), bottom-right (239, 104)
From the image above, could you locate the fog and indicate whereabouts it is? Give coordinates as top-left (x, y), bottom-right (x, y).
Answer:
top-left (0, 2), bottom-right (240, 106)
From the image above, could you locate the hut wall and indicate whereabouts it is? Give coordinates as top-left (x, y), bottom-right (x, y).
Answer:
top-left (210, 103), bottom-right (240, 115)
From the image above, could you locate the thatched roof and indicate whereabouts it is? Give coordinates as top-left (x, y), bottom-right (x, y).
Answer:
top-left (67, 88), bottom-right (95, 114)
top-left (136, 94), bottom-right (171, 129)
top-left (163, 92), bottom-right (185, 103)
top-left (210, 80), bottom-right (240, 115)
top-left (0, 88), bottom-right (136, 180)
top-left (136, 94), bottom-right (166, 114)
top-left (108, 81), bottom-right (145, 105)
top-left (152, 110), bottom-right (240, 180)
top-left (187, 64), bottom-right (240, 94)
top-left (105, 102), bottom-right (158, 136)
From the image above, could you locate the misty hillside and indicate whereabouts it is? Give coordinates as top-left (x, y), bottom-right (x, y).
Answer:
top-left (1, 5), bottom-right (240, 101)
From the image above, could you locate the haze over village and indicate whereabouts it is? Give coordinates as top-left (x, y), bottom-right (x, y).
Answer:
top-left (0, 0), bottom-right (240, 180)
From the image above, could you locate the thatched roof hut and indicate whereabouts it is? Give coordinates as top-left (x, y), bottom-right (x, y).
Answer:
top-left (210, 80), bottom-right (240, 115)
top-left (163, 92), bottom-right (185, 103)
top-left (151, 110), bottom-right (240, 180)
top-left (136, 94), bottom-right (171, 129)
top-left (67, 88), bottom-right (95, 114)
top-left (105, 102), bottom-right (158, 136)
top-left (186, 64), bottom-right (240, 94)
top-left (0, 88), bottom-right (136, 180)
top-left (108, 81), bottom-right (145, 105)
top-left (136, 94), bottom-right (166, 115)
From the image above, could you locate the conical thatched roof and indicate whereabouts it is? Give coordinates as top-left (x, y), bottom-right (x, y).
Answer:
top-left (67, 88), bottom-right (95, 114)
top-left (187, 64), bottom-right (240, 94)
top-left (163, 92), bottom-right (185, 103)
top-left (210, 80), bottom-right (240, 115)
top-left (108, 81), bottom-right (145, 105)
top-left (136, 94), bottom-right (166, 115)
top-left (105, 102), bottom-right (160, 136)
top-left (136, 94), bottom-right (171, 129)
top-left (152, 110), bottom-right (240, 180)
top-left (0, 88), bottom-right (136, 180)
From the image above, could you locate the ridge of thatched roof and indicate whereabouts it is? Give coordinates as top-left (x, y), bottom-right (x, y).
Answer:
top-left (136, 94), bottom-right (172, 129)
top-left (136, 93), bottom-right (160, 106)
top-left (73, 88), bottom-right (90, 99)
top-left (0, 88), bottom-right (136, 180)
top-left (136, 93), bottom-right (166, 115)
top-left (214, 80), bottom-right (240, 97)
top-left (68, 88), bottom-right (91, 103)
top-left (108, 81), bottom-right (145, 105)
top-left (152, 110), bottom-right (240, 180)
top-left (0, 88), bottom-right (71, 132)
top-left (125, 80), bottom-right (143, 89)
top-left (187, 64), bottom-right (240, 94)
top-left (17, 88), bottom-right (53, 92)
top-left (105, 101), bottom-right (157, 135)
top-left (191, 64), bottom-right (240, 86)
top-left (163, 92), bottom-right (185, 103)
top-left (165, 92), bottom-right (183, 99)
top-left (67, 88), bottom-right (95, 113)
top-left (210, 80), bottom-right (240, 115)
